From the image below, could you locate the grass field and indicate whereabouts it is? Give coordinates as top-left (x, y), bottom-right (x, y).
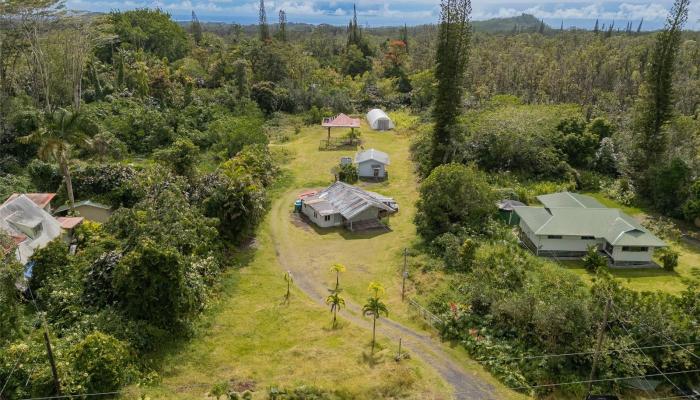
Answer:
top-left (559, 193), bottom-right (700, 294)
top-left (132, 115), bottom-right (528, 399)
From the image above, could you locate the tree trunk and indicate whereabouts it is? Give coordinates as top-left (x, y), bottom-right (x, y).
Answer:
top-left (60, 158), bottom-right (75, 211)
top-left (333, 308), bottom-right (337, 326)
top-left (371, 316), bottom-right (376, 353)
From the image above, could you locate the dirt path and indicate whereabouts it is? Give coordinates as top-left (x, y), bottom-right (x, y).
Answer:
top-left (269, 192), bottom-right (496, 400)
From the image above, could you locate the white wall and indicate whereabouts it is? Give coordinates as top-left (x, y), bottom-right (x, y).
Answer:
top-left (611, 246), bottom-right (655, 263)
top-left (538, 235), bottom-right (600, 252)
top-left (301, 203), bottom-right (343, 228)
top-left (357, 161), bottom-right (386, 178)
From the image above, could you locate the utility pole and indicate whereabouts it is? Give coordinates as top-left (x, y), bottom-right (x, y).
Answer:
top-left (401, 248), bottom-right (408, 301)
top-left (43, 329), bottom-right (61, 395)
top-left (587, 298), bottom-right (612, 396)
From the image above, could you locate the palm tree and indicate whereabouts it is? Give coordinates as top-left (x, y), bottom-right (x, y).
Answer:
top-left (19, 107), bottom-right (89, 210)
top-left (325, 292), bottom-right (345, 327)
top-left (329, 263), bottom-right (346, 291)
top-left (362, 282), bottom-right (388, 353)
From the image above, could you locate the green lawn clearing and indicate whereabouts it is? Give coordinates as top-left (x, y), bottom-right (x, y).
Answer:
top-left (131, 116), bottom-right (529, 399)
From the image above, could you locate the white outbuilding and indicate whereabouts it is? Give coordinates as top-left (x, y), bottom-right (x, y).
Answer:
top-left (355, 148), bottom-right (390, 179)
top-left (366, 109), bottom-right (395, 131)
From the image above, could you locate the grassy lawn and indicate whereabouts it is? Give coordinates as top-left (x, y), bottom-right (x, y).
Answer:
top-left (558, 193), bottom-right (700, 293)
top-left (132, 115), bottom-right (528, 399)
top-left (130, 219), bottom-right (452, 399)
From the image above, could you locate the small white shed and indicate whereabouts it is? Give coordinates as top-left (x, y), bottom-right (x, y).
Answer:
top-left (366, 109), bottom-right (395, 131)
top-left (355, 148), bottom-right (390, 179)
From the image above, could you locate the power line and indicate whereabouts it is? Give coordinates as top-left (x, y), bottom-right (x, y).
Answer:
top-left (476, 341), bottom-right (700, 362)
top-left (611, 301), bottom-right (700, 363)
top-left (502, 368), bottom-right (700, 391)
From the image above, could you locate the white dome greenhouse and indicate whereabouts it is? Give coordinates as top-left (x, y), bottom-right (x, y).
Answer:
top-left (366, 109), bottom-right (395, 131)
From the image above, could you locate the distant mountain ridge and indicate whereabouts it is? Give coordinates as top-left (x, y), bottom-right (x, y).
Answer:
top-left (175, 13), bottom-right (547, 34)
top-left (471, 13), bottom-right (545, 33)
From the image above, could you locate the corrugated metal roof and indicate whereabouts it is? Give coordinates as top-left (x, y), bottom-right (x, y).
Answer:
top-left (497, 199), bottom-right (526, 211)
top-left (54, 200), bottom-right (112, 214)
top-left (56, 216), bottom-right (84, 229)
top-left (0, 195), bottom-right (62, 264)
top-left (321, 113), bottom-right (361, 128)
top-left (3, 193), bottom-right (56, 209)
top-left (304, 182), bottom-right (396, 219)
top-left (355, 148), bottom-right (390, 165)
top-left (537, 192), bottom-right (605, 209)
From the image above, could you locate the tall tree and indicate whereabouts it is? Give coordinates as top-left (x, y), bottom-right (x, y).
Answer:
top-left (19, 107), bottom-right (89, 209)
top-left (258, 0), bottom-right (270, 42)
top-left (632, 0), bottom-right (689, 186)
top-left (430, 0), bottom-right (472, 169)
top-left (277, 9), bottom-right (287, 42)
top-left (593, 19), bottom-right (599, 34)
top-left (191, 10), bottom-right (202, 45)
top-left (401, 23), bottom-right (409, 53)
top-left (637, 18), bottom-right (644, 33)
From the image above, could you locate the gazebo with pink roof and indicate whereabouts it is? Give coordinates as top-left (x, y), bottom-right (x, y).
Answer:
top-left (321, 113), bottom-right (361, 141)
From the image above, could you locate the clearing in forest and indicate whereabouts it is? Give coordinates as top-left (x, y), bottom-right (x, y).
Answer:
top-left (135, 116), bottom-right (527, 399)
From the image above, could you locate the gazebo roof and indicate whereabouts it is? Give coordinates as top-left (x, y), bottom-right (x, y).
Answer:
top-left (322, 113), bottom-right (361, 128)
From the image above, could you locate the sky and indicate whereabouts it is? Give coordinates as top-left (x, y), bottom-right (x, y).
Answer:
top-left (65, 0), bottom-right (700, 29)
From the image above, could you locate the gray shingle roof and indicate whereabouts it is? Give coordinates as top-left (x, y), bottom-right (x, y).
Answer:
top-left (355, 149), bottom-right (390, 165)
top-left (304, 182), bottom-right (395, 219)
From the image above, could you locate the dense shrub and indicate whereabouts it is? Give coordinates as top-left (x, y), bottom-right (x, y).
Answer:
top-left (656, 247), bottom-right (679, 271)
top-left (29, 239), bottom-right (70, 294)
top-left (582, 245), bottom-right (608, 272)
top-left (415, 163), bottom-right (496, 241)
top-left (69, 163), bottom-right (138, 207)
top-left (154, 138), bottom-right (199, 176)
top-left (113, 239), bottom-right (194, 328)
top-left (208, 115), bottom-right (267, 158)
top-left (70, 332), bottom-right (134, 393)
top-left (27, 159), bottom-right (62, 192)
top-left (336, 163), bottom-right (358, 183)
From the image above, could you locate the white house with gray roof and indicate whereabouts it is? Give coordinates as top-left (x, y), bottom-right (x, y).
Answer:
top-left (301, 181), bottom-right (397, 230)
top-left (514, 192), bottom-right (666, 266)
top-left (355, 148), bottom-right (389, 179)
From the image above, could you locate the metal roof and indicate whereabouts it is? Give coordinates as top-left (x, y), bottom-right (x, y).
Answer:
top-left (537, 192), bottom-right (605, 209)
top-left (497, 199), bottom-right (526, 211)
top-left (54, 200), bottom-right (112, 214)
top-left (304, 182), bottom-right (395, 219)
top-left (56, 216), bottom-right (84, 229)
top-left (514, 204), bottom-right (666, 247)
top-left (3, 193), bottom-right (56, 209)
top-left (355, 148), bottom-right (390, 165)
top-left (321, 113), bottom-right (361, 128)
top-left (0, 195), bottom-right (62, 264)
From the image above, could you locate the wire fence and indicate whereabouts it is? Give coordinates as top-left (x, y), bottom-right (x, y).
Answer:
top-left (406, 297), bottom-right (443, 330)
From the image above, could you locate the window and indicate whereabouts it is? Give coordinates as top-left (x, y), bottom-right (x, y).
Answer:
top-left (324, 215), bottom-right (331, 221)
top-left (581, 236), bottom-right (595, 240)
top-left (622, 246), bottom-right (649, 252)
top-left (313, 211), bottom-right (317, 218)
top-left (547, 235), bottom-right (563, 239)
